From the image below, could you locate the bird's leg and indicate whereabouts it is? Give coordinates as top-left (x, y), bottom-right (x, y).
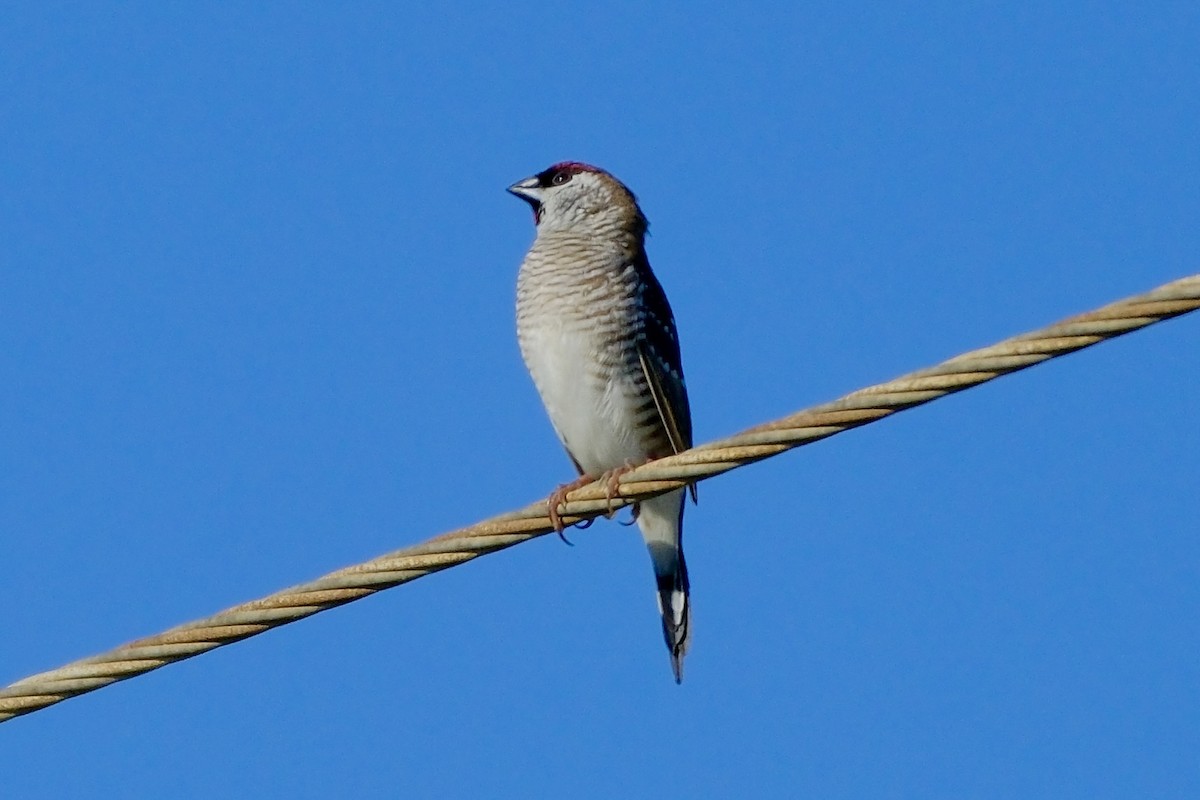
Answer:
top-left (599, 458), bottom-right (649, 518)
top-left (547, 474), bottom-right (598, 542)
top-left (546, 458), bottom-right (650, 540)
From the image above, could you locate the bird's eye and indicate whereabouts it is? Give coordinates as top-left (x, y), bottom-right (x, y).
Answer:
top-left (550, 171), bottom-right (571, 186)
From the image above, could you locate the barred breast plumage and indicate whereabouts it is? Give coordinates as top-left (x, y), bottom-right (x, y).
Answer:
top-left (517, 235), bottom-right (674, 474)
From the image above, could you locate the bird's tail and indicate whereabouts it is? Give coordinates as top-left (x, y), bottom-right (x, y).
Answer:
top-left (637, 489), bottom-right (691, 683)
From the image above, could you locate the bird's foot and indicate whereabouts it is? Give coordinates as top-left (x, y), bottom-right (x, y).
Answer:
top-left (547, 474), bottom-right (598, 543)
top-left (599, 459), bottom-right (648, 518)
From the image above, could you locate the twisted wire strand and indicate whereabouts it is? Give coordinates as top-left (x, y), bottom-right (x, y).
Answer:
top-left (2, 274), bottom-right (1197, 723)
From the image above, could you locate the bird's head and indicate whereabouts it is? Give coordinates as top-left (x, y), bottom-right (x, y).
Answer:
top-left (507, 162), bottom-right (646, 234)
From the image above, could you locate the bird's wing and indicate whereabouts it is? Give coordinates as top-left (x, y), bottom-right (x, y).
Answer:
top-left (635, 254), bottom-right (698, 503)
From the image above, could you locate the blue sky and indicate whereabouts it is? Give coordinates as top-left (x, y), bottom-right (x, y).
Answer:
top-left (2, 3), bottom-right (1198, 797)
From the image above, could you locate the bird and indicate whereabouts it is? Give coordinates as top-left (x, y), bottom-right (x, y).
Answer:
top-left (508, 161), bottom-right (697, 683)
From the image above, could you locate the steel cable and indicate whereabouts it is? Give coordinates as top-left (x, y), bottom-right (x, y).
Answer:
top-left (2, 273), bottom-right (1197, 723)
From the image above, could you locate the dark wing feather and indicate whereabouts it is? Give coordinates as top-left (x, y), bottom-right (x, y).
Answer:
top-left (634, 253), bottom-right (698, 504)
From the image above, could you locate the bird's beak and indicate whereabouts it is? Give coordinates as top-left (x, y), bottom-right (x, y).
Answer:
top-left (506, 175), bottom-right (543, 204)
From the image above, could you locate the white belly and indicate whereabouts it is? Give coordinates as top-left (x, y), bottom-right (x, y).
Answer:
top-left (520, 318), bottom-right (648, 475)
